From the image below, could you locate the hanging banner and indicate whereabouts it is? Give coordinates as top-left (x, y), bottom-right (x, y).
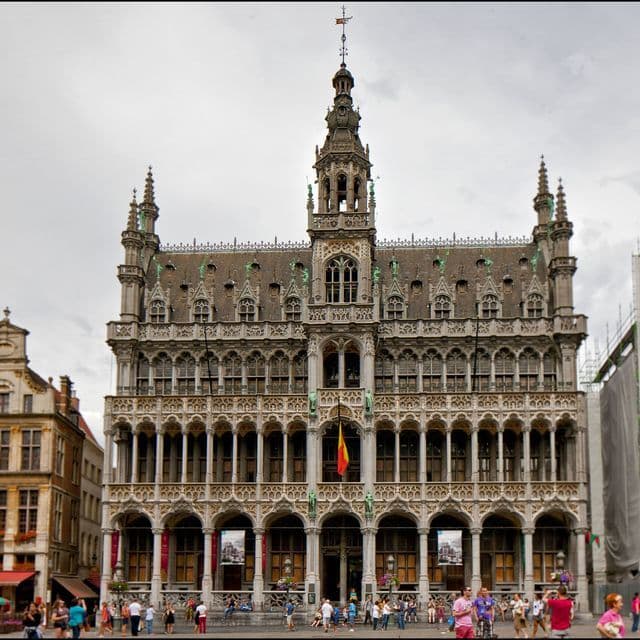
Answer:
top-left (437, 530), bottom-right (463, 565)
top-left (111, 530), bottom-right (119, 570)
top-left (220, 530), bottom-right (245, 565)
top-left (262, 534), bottom-right (267, 573)
top-left (211, 531), bottom-right (218, 574)
top-left (161, 530), bottom-right (170, 575)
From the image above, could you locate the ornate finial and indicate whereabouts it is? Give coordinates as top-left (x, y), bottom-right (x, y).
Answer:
top-left (556, 177), bottom-right (567, 220)
top-left (538, 154), bottom-right (549, 196)
top-left (143, 165), bottom-right (155, 205)
top-left (127, 188), bottom-right (138, 231)
top-left (2, 307), bottom-right (10, 321)
top-left (336, 6), bottom-right (353, 66)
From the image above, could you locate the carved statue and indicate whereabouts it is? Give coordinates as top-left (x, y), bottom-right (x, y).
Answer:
top-left (364, 389), bottom-right (373, 415)
top-left (372, 266), bottom-right (381, 284)
top-left (302, 267), bottom-right (310, 284)
top-left (391, 258), bottom-right (399, 278)
top-left (308, 391), bottom-right (317, 416)
top-left (365, 491), bottom-right (374, 518)
top-left (308, 490), bottom-right (317, 519)
top-left (198, 261), bottom-right (206, 280)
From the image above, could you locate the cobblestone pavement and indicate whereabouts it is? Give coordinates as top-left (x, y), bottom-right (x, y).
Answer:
top-left (6, 616), bottom-right (618, 639)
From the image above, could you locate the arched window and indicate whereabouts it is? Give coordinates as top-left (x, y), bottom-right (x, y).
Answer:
top-left (398, 350), bottom-right (418, 392)
top-left (239, 298), bottom-right (256, 322)
top-left (193, 299), bottom-right (209, 323)
top-left (323, 177), bottom-right (331, 212)
top-left (426, 431), bottom-right (444, 481)
top-left (446, 349), bottom-right (466, 392)
top-left (175, 353), bottom-right (196, 394)
top-left (376, 430), bottom-right (394, 481)
top-left (269, 352), bottom-right (289, 393)
top-left (149, 300), bottom-right (166, 323)
top-left (423, 350), bottom-right (442, 392)
top-left (519, 348), bottom-right (539, 391)
top-left (451, 430), bottom-right (468, 481)
top-left (199, 353), bottom-right (219, 394)
top-left (292, 352), bottom-right (307, 393)
top-left (136, 355), bottom-right (150, 395)
top-left (503, 430), bottom-right (517, 481)
top-left (285, 297), bottom-right (301, 321)
top-left (354, 177), bottom-right (362, 211)
top-left (494, 348), bottom-right (515, 392)
top-left (337, 174), bottom-right (347, 211)
top-left (543, 352), bottom-right (556, 390)
top-left (153, 353), bottom-right (172, 395)
top-left (472, 348), bottom-right (490, 392)
top-left (246, 352), bottom-right (265, 394)
top-left (526, 294), bottom-right (544, 318)
top-left (481, 294), bottom-right (499, 318)
top-left (478, 430), bottom-right (494, 481)
top-left (375, 350), bottom-right (394, 393)
top-left (344, 344), bottom-right (360, 388)
top-left (386, 295), bottom-right (404, 320)
top-left (223, 353), bottom-right (242, 394)
top-left (325, 256), bottom-right (358, 303)
top-left (399, 430), bottom-right (419, 481)
top-left (434, 295), bottom-right (452, 319)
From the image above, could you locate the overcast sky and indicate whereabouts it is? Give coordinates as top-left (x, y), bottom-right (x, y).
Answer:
top-left (2, 2), bottom-right (639, 445)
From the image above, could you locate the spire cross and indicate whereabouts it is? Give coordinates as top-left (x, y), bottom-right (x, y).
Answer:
top-left (336, 6), bottom-right (352, 65)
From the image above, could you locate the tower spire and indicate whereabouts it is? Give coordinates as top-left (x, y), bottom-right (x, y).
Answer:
top-left (336, 6), bottom-right (353, 67)
top-left (143, 165), bottom-right (155, 205)
top-left (533, 154), bottom-right (553, 225)
top-left (537, 154), bottom-right (549, 196)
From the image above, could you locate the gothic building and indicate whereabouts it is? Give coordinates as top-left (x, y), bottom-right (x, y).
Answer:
top-left (102, 60), bottom-right (590, 612)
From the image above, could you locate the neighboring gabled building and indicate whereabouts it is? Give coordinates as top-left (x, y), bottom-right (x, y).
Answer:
top-left (0, 308), bottom-right (102, 610)
top-left (102, 57), bottom-right (589, 615)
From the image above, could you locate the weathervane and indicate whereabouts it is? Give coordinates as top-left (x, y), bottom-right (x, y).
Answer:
top-left (336, 5), bottom-right (352, 65)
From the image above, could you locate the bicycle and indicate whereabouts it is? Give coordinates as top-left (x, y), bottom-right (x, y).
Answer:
top-left (477, 617), bottom-right (495, 639)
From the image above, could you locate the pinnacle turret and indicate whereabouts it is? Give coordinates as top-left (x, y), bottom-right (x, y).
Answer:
top-left (127, 188), bottom-right (138, 231)
top-left (537, 155), bottom-right (549, 196)
top-left (143, 166), bottom-right (155, 206)
top-left (533, 154), bottom-right (553, 225)
top-left (556, 178), bottom-right (567, 220)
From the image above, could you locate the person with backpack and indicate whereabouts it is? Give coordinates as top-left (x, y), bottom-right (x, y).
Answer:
top-left (284, 599), bottom-right (296, 631)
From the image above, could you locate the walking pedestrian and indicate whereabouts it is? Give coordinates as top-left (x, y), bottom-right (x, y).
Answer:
top-left (347, 599), bottom-right (356, 632)
top-left (285, 599), bottom-right (296, 631)
top-left (531, 592), bottom-right (547, 638)
top-left (372, 600), bottom-right (380, 631)
top-left (510, 593), bottom-right (529, 638)
top-left (321, 598), bottom-right (333, 633)
top-left (596, 593), bottom-right (625, 638)
top-left (120, 601), bottom-right (130, 637)
top-left (544, 586), bottom-right (574, 639)
top-left (632, 592), bottom-right (640, 633)
top-left (363, 595), bottom-right (373, 626)
top-left (144, 604), bottom-right (155, 635)
top-left (195, 601), bottom-right (207, 634)
top-left (128, 598), bottom-right (141, 637)
top-left (452, 587), bottom-right (475, 639)
top-left (69, 598), bottom-right (88, 640)
top-left (163, 603), bottom-right (175, 635)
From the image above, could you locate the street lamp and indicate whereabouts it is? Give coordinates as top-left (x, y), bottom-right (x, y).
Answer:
top-left (556, 551), bottom-right (565, 570)
top-left (386, 555), bottom-right (396, 597)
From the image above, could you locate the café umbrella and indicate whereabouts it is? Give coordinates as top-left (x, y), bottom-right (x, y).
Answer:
top-left (0, 597), bottom-right (9, 606)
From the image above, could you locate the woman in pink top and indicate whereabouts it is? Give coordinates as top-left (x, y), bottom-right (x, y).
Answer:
top-left (597, 593), bottom-right (625, 638)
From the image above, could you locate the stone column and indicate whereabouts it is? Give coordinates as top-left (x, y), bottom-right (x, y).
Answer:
top-left (104, 430), bottom-right (114, 484)
top-left (361, 527), bottom-right (376, 593)
top-left (180, 430), bottom-right (189, 483)
top-left (445, 427), bottom-right (452, 483)
top-left (254, 528), bottom-right (265, 610)
top-left (497, 426), bottom-right (504, 482)
top-left (131, 430), bottom-right (139, 483)
top-left (418, 527), bottom-right (430, 609)
top-left (549, 426), bottom-right (557, 482)
top-left (282, 428), bottom-right (288, 483)
top-left (100, 528), bottom-right (113, 606)
top-left (256, 425), bottom-right (264, 483)
top-left (205, 426), bottom-right (214, 484)
top-left (523, 527), bottom-right (534, 599)
top-left (471, 426), bottom-right (479, 483)
top-left (523, 425), bottom-right (531, 482)
top-left (394, 427), bottom-right (401, 483)
top-left (231, 427), bottom-right (238, 484)
top-left (574, 528), bottom-right (589, 612)
top-left (418, 422), bottom-right (426, 484)
top-left (151, 527), bottom-right (163, 608)
top-left (471, 527), bottom-right (482, 595)
top-left (154, 429), bottom-right (164, 499)
top-left (201, 529), bottom-right (213, 601)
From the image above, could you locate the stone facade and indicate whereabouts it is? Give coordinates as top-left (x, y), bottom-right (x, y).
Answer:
top-left (102, 62), bottom-right (589, 613)
top-left (0, 309), bottom-right (102, 608)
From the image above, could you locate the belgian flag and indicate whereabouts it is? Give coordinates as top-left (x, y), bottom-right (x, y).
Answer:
top-left (337, 421), bottom-right (350, 477)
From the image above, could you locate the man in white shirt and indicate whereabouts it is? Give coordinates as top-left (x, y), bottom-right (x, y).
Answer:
top-left (321, 599), bottom-right (334, 633)
top-left (195, 601), bottom-right (207, 634)
top-left (128, 598), bottom-right (141, 637)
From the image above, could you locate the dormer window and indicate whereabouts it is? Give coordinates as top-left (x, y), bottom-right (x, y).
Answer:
top-left (526, 294), bottom-right (544, 318)
top-left (285, 297), bottom-right (301, 321)
top-left (193, 299), bottom-right (209, 323)
top-left (481, 294), bottom-right (499, 319)
top-left (149, 300), bottom-right (166, 323)
top-left (239, 298), bottom-right (256, 322)
top-left (434, 295), bottom-right (451, 319)
top-left (326, 256), bottom-right (358, 303)
top-left (386, 295), bottom-right (404, 320)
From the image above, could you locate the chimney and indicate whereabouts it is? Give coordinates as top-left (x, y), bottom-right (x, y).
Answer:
top-left (59, 376), bottom-right (73, 417)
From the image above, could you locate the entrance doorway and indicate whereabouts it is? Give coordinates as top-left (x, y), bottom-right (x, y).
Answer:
top-left (322, 555), bottom-right (340, 601)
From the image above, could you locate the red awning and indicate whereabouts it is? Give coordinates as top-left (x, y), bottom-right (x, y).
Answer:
top-left (53, 577), bottom-right (98, 599)
top-left (0, 571), bottom-right (35, 586)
